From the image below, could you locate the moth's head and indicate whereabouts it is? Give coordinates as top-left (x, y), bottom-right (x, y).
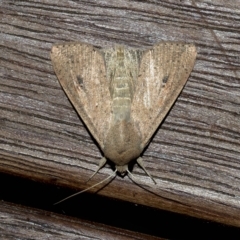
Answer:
top-left (115, 164), bottom-right (128, 175)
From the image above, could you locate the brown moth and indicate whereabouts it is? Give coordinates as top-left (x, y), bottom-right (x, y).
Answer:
top-left (51, 42), bottom-right (197, 184)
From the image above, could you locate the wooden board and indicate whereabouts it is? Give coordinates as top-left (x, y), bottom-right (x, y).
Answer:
top-left (0, 0), bottom-right (240, 227)
top-left (0, 201), bottom-right (163, 239)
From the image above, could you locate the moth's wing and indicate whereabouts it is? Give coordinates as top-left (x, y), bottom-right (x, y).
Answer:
top-left (51, 42), bottom-right (112, 149)
top-left (131, 42), bottom-right (197, 147)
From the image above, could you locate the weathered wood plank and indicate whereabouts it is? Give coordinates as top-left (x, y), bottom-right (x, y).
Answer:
top-left (0, 201), bottom-right (162, 239)
top-left (0, 0), bottom-right (240, 227)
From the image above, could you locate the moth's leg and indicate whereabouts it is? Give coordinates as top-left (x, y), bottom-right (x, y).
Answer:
top-left (87, 157), bottom-right (107, 182)
top-left (136, 157), bottom-right (156, 184)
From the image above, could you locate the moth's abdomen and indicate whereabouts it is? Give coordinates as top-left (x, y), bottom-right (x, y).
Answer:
top-left (112, 81), bottom-right (132, 122)
top-left (103, 46), bottom-right (143, 170)
top-left (111, 48), bottom-right (134, 122)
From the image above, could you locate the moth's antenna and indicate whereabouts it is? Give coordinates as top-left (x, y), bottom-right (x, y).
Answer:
top-left (127, 169), bottom-right (164, 199)
top-left (136, 157), bottom-right (157, 184)
top-left (86, 157), bottom-right (107, 182)
top-left (127, 169), bottom-right (136, 181)
top-left (127, 169), bottom-right (155, 188)
top-left (54, 169), bottom-right (117, 205)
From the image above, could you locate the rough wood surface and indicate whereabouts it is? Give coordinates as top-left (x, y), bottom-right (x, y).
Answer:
top-left (0, 201), bottom-right (162, 240)
top-left (0, 0), bottom-right (240, 228)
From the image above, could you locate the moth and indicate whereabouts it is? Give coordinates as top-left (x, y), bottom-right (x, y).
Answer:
top-left (51, 42), bottom-right (197, 184)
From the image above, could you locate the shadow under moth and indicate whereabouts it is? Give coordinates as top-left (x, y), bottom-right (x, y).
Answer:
top-left (51, 42), bottom-right (197, 199)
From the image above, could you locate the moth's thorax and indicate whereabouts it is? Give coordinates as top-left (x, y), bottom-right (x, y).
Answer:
top-left (103, 120), bottom-right (143, 168)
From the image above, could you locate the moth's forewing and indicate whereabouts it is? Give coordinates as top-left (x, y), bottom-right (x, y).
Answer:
top-left (131, 43), bottom-right (197, 147)
top-left (51, 43), bottom-right (112, 149)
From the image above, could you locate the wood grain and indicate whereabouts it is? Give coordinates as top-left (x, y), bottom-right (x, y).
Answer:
top-left (0, 0), bottom-right (240, 228)
top-left (0, 201), bottom-right (162, 240)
